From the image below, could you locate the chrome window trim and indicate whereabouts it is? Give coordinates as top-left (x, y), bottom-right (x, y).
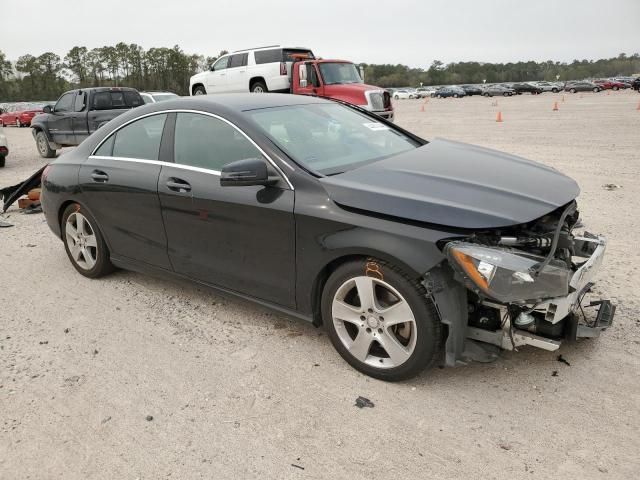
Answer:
top-left (90, 108), bottom-right (294, 190)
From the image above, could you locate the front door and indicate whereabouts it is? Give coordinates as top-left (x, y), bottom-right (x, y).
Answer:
top-left (206, 56), bottom-right (230, 93)
top-left (48, 92), bottom-right (76, 145)
top-left (158, 111), bottom-right (296, 308)
top-left (78, 112), bottom-right (172, 269)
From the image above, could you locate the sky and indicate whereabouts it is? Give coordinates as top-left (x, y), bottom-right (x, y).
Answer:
top-left (1, 0), bottom-right (639, 68)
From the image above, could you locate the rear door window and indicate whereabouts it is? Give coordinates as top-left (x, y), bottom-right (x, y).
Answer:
top-left (229, 53), bottom-right (248, 68)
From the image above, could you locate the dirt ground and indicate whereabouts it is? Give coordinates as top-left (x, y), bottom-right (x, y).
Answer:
top-left (1, 90), bottom-right (639, 480)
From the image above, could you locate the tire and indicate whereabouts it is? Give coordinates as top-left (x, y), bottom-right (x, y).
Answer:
top-left (436, 94), bottom-right (442, 98)
top-left (36, 131), bottom-right (57, 158)
top-left (483, 92), bottom-right (490, 97)
top-left (552, 88), bottom-right (558, 93)
top-left (61, 203), bottom-right (114, 278)
top-left (321, 258), bottom-right (442, 381)
top-left (612, 86), bottom-right (619, 91)
top-left (570, 88), bottom-right (577, 93)
top-left (193, 85), bottom-right (206, 96)
top-left (394, 95), bottom-right (399, 100)
top-left (453, 94), bottom-right (459, 98)
top-left (16, 119), bottom-right (21, 127)
top-left (251, 81), bottom-right (268, 93)
top-left (593, 87), bottom-right (599, 93)
top-left (0, 156), bottom-right (5, 168)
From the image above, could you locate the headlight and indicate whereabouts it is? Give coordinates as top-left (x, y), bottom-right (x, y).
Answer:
top-left (444, 242), bottom-right (570, 303)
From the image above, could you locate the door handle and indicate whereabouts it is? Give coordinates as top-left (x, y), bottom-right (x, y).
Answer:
top-left (166, 178), bottom-right (191, 193)
top-left (91, 170), bottom-right (109, 182)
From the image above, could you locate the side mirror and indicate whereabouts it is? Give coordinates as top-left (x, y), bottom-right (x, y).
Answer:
top-left (298, 64), bottom-right (308, 89)
top-left (43, 105), bottom-right (52, 114)
top-left (220, 158), bottom-right (278, 187)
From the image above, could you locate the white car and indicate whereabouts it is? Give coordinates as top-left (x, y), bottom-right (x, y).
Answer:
top-left (0, 130), bottom-right (8, 168)
top-left (189, 46), bottom-right (314, 95)
top-left (392, 89), bottom-right (414, 100)
top-left (140, 91), bottom-right (179, 103)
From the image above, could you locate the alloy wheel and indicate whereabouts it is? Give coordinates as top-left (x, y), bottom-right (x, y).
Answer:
top-left (65, 212), bottom-right (98, 270)
top-left (331, 276), bottom-right (417, 369)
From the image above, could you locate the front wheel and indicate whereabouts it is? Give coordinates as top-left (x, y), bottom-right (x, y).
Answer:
top-left (61, 204), bottom-right (114, 278)
top-left (593, 87), bottom-right (599, 92)
top-left (322, 259), bottom-right (442, 381)
top-left (394, 95), bottom-right (399, 100)
top-left (612, 86), bottom-right (619, 91)
top-left (552, 88), bottom-right (558, 93)
top-left (16, 119), bottom-right (22, 127)
top-left (36, 131), bottom-right (57, 158)
top-left (193, 85), bottom-right (206, 96)
top-left (570, 88), bottom-right (577, 93)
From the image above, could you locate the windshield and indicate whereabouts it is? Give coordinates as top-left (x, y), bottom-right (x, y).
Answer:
top-left (152, 93), bottom-right (178, 102)
top-left (247, 103), bottom-right (418, 175)
top-left (318, 63), bottom-right (363, 85)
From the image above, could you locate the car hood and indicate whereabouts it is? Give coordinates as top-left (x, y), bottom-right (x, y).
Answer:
top-left (319, 138), bottom-right (580, 229)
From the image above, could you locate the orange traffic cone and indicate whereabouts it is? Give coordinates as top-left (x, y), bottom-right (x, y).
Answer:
top-left (496, 111), bottom-right (503, 122)
top-left (553, 102), bottom-right (559, 111)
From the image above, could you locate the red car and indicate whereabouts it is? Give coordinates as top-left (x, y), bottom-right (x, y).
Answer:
top-left (593, 80), bottom-right (627, 91)
top-left (0, 104), bottom-right (45, 127)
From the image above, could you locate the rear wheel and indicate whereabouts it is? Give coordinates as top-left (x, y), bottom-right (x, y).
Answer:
top-left (322, 259), bottom-right (442, 381)
top-left (36, 131), bottom-right (57, 158)
top-left (593, 87), bottom-right (599, 92)
top-left (483, 92), bottom-right (490, 97)
top-left (552, 88), bottom-right (558, 93)
top-left (16, 119), bottom-right (21, 127)
top-left (61, 204), bottom-right (114, 278)
top-left (570, 88), bottom-right (577, 93)
top-left (612, 86), bottom-right (619, 91)
top-left (251, 81), bottom-right (268, 93)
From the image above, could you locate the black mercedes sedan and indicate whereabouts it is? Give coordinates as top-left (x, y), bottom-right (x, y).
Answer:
top-left (41, 94), bottom-right (614, 381)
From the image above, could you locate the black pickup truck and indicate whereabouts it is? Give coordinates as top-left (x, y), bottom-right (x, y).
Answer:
top-left (31, 87), bottom-right (144, 158)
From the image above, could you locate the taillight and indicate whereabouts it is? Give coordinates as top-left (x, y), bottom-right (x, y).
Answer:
top-left (280, 62), bottom-right (287, 75)
top-left (41, 164), bottom-right (52, 182)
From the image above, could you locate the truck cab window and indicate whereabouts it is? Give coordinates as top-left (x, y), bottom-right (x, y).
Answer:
top-left (54, 93), bottom-right (74, 113)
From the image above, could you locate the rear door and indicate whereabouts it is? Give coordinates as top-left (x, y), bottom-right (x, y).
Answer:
top-left (158, 111), bottom-right (296, 307)
top-left (48, 92), bottom-right (76, 144)
top-left (78, 112), bottom-right (172, 269)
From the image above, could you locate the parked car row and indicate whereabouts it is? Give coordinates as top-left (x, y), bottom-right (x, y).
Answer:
top-left (390, 77), bottom-right (639, 99)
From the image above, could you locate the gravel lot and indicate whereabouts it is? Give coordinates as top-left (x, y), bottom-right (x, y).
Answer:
top-left (1, 90), bottom-right (639, 479)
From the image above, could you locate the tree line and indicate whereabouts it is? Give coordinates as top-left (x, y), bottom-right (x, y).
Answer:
top-left (1, 45), bottom-right (638, 102)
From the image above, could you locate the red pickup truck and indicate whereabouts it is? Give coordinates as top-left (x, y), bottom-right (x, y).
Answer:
top-left (290, 57), bottom-right (394, 121)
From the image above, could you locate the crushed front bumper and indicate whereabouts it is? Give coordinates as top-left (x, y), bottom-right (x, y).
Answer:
top-left (467, 234), bottom-right (615, 353)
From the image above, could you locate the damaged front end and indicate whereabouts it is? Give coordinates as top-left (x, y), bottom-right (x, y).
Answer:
top-left (428, 201), bottom-right (615, 366)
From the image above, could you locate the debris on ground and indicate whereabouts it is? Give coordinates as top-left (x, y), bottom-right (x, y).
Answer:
top-left (145, 415), bottom-right (154, 421)
top-left (499, 444), bottom-right (512, 451)
top-left (602, 184), bottom-right (622, 190)
top-left (557, 354), bottom-right (571, 366)
top-left (552, 370), bottom-right (559, 377)
top-left (1, 166), bottom-right (45, 213)
top-left (0, 218), bottom-right (13, 228)
top-left (291, 464), bottom-right (305, 470)
top-left (355, 396), bottom-right (375, 409)
top-left (101, 416), bottom-right (112, 424)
